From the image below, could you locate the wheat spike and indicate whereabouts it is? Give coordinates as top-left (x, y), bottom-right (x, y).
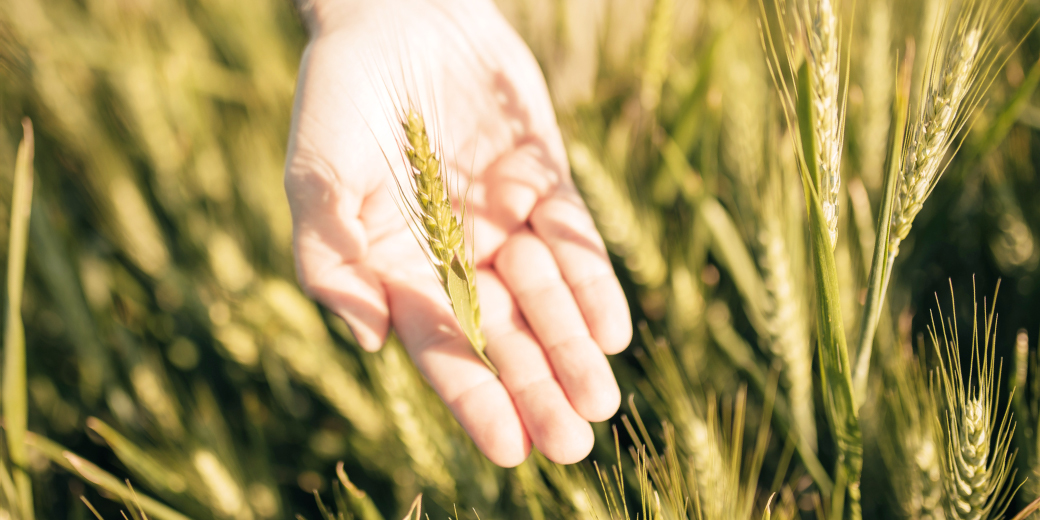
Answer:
top-left (888, 0), bottom-right (1024, 259)
top-left (376, 340), bottom-right (456, 496)
top-left (806, 0), bottom-right (843, 248)
top-left (931, 284), bottom-right (1016, 520)
top-left (721, 20), bottom-right (818, 445)
top-left (568, 141), bottom-right (667, 289)
top-left (881, 346), bottom-right (945, 520)
top-left (758, 214), bottom-right (816, 450)
top-left (913, 436), bottom-right (946, 520)
top-left (641, 0), bottom-right (674, 112)
top-left (721, 14), bottom-right (767, 192)
top-left (677, 402), bottom-right (733, 520)
top-left (890, 29), bottom-right (980, 257)
top-left (397, 109), bottom-right (494, 373)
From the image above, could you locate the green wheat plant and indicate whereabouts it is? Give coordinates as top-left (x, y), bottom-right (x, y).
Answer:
top-left (930, 284), bottom-right (1017, 520)
top-left (391, 108), bottom-right (495, 375)
top-left (4, 0), bottom-right (1040, 518)
top-left (856, 0), bottom-right (1026, 390)
top-left (879, 344), bottom-right (945, 520)
top-left (0, 119), bottom-right (35, 520)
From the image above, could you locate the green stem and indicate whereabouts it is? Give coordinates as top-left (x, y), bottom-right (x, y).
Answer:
top-left (796, 62), bottom-right (862, 509)
top-left (851, 50), bottom-right (913, 408)
top-left (661, 137), bottom-right (833, 493)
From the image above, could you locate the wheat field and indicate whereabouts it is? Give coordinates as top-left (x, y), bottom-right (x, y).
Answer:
top-left (2, 0), bottom-right (1040, 518)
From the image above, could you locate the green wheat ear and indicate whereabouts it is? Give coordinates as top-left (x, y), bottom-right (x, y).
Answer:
top-left (396, 108), bottom-right (496, 375)
top-left (931, 281), bottom-right (1017, 520)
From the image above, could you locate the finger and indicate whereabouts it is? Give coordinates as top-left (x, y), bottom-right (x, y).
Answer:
top-left (478, 270), bottom-right (593, 464)
top-left (529, 184), bottom-right (632, 354)
top-left (495, 230), bottom-right (620, 423)
top-left (470, 141), bottom-right (563, 265)
top-left (383, 270), bottom-right (530, 467)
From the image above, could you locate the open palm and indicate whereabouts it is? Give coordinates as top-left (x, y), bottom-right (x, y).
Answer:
top-left (285, 0), bottom-right (631, 466)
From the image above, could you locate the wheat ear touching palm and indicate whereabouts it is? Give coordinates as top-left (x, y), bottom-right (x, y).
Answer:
top-left (285, 0), bottom-right (631, 467)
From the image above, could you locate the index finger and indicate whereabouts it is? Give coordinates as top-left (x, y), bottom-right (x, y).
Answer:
top-left (529, 183), bottom-right (632, 354)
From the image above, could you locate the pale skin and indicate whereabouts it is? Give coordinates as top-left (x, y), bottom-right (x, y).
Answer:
top-left (286, 0), bottom-right (631, 466)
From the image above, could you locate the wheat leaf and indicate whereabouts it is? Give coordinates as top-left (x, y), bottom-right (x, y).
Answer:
top-left (796, 56), bottom-right (862, 502)
top-left (336, 462), bottom-right (385, 520)
top-left (4, 118), bottom-right (35, 520)
top-left (447, 254), bottom-right (497, 375)
top-left (796, 63), bottom-right (819, 191)
top-left (25, 432), bottom-right (190, 520)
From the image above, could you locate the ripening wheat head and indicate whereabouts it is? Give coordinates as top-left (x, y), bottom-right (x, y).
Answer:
top-left (394, 108), bottom-right (494, 373)
top-left (882, 349), bottom-right (944, 520)
top-left (890, 0), bottom-right (1020, 257)
top-left (401, 110), bottom-right (464, 271)
top-left (805, 0), bottom-right (843, 249)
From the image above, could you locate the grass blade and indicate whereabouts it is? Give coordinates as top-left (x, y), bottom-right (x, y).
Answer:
top-left (86, 418), bottom-right (188, 496)
top-left (1010, 496), bottom-right (1040, 520)
top-left (335, 462), bottom-right (385, 520)
top-left (4, 118), bottom-right (34, 520)
top-left (24, 432), bottom-right (191, 520)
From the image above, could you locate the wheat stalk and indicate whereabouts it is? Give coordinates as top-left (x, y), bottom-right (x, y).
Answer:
top-left (395, 108), bottom-right (495, 374)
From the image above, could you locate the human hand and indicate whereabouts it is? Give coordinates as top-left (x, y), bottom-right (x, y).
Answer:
top-left (285, 0), bottom-right (631, 466)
